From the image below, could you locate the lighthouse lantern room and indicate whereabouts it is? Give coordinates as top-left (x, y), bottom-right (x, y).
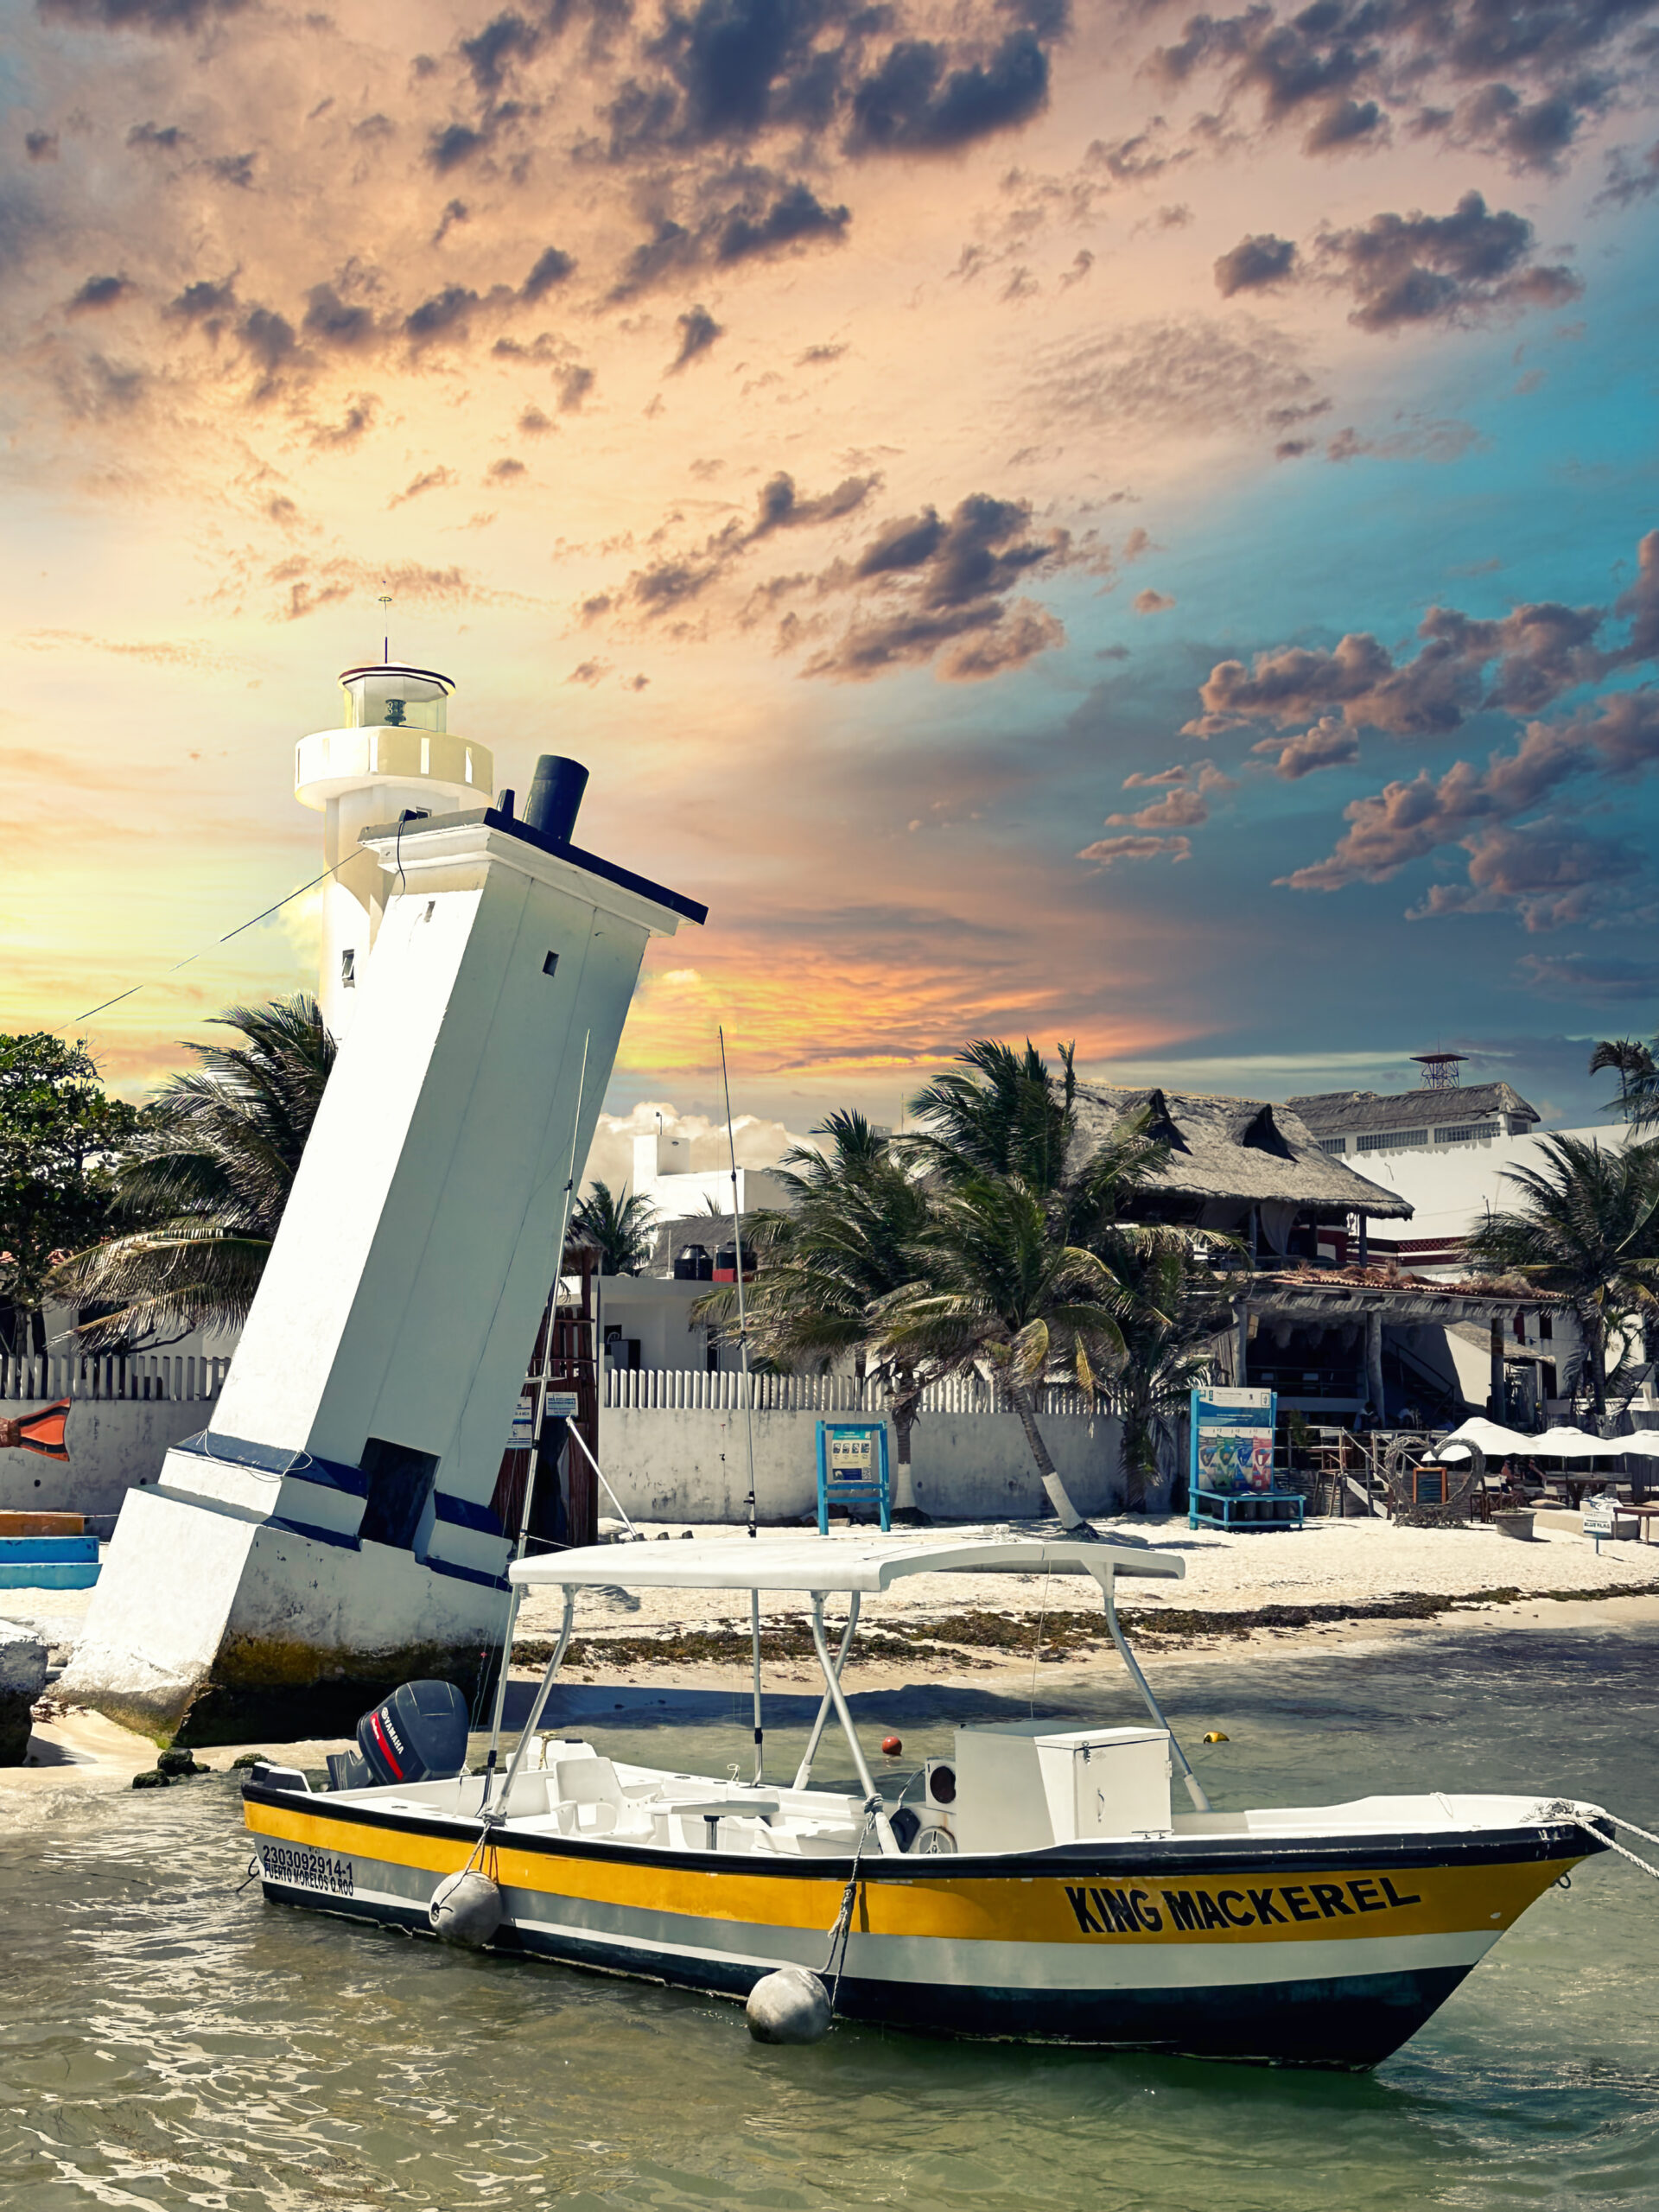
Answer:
top-left (295, 662), bottom-right (495, 1036)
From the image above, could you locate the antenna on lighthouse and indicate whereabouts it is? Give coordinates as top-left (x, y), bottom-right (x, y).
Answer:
top-left (377, 580), bottom-right (392, 664)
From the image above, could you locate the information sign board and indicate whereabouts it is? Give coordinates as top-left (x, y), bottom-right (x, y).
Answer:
top-left (815, 1421), bottom-right (891, 1535)
top-left (1189, 1385), bottom-right (1276, 1529)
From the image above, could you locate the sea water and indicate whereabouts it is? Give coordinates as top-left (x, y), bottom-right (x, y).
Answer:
top-left (2, 1622), bottom-right (1656, 2211)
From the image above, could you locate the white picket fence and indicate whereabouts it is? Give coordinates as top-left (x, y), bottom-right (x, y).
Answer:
top-left (601, 1366), bottom-right (1094, 1418)
top-left (0, 1351), bottom-right (229, 1404)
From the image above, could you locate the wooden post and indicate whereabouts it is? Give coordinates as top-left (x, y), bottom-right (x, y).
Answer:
top-left (1489, 1318), bottom-right (1505, 1422)
top-left (1365, 1309), bottom-right (1385, 1428)
top-left (1236, 1302), bottom-right (1249, 1387)
top-left (1357, 1213), bottom-right (1369, 1268)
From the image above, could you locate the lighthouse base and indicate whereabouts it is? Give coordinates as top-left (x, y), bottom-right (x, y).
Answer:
top-left (58, 1485), bottom-right (507, 1746)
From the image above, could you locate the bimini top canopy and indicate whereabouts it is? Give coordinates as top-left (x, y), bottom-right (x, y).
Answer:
top-left (508, 1536), bottom-right (1185, 1595)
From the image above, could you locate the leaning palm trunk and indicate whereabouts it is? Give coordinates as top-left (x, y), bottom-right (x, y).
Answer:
top-left (890, 1374), bottom-right (922, 1517)
top-left (1007, 1376), bottom-right (1090, 1532)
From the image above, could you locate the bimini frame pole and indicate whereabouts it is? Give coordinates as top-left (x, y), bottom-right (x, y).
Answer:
top-left (482, 1033), bottom-right (591, 1794)
top-left (791, 1593), bottom-right (861, 1789)
top-left (719, 1023), bottom-right (765, 1787)
top-left (488, 1585), bottom-right (577, 1815)
top-left (806, 1594), bottom-right (878, 1802)
top-left (1096, 1566), bottom-right (1210, 1814)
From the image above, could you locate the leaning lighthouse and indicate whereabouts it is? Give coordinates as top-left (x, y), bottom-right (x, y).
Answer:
top-left (295, 660), bottom-right (494, 1037)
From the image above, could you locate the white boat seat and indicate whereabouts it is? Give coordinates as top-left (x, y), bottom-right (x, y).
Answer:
top-left (554, 1757), bottom-right (652, 1836)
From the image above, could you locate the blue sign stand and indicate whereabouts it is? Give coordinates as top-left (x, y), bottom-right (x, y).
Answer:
top-left (1189, 1386), bottom-right (1303, 1530)
top-left (816, 1421), bottom-right (891, 1535)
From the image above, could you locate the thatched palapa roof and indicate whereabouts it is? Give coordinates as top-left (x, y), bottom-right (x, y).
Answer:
top-left (1073, 1085), bottom-right (1414, 1221)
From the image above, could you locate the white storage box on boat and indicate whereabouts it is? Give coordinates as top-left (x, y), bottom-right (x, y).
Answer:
top-left (952, 1723), bottom-right (1173, 1852)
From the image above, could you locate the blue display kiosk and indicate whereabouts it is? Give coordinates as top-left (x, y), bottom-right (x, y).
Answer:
top-left (1189, 1385), bottom-right (1305, 1530)
top-left (815, 1421), bottom-right (891, 1535)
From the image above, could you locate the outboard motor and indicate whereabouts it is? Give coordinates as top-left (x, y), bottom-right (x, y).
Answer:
top-left (327, 1679), bottom-right (470, 1791)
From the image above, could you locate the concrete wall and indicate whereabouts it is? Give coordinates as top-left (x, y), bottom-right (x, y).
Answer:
top-left (596, 1402), bottom-right (1128, 1523)
top-left (1, 1385), bottom-right (219, 1529)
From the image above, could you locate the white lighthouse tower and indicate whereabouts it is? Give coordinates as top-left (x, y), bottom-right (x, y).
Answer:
top-left (296, 661), bottom-right (494, 1037)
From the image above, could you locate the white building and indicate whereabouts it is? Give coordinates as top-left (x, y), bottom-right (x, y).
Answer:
top-left (1291, 1079), bottom-right (1650, 1419)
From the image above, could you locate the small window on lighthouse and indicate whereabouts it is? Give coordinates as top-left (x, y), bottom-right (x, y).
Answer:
top-left (341, 949), bottom-right (356, 988)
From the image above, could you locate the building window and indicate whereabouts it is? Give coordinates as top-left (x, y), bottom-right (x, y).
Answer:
top-left (1540, 1313), bottom-right (1553, 1341)
top-left (1435, 1123), bottom-right (1499, 1144)
top-left (1319, 1137), bottom-right (1346, 1154)
top-left (1357, 1128), bottom-right (1428, 1151)
top-left (340, 948), bottom-right (356, 988)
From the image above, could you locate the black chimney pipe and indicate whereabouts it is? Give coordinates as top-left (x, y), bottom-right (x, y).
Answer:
top-left (522, 754), bottom-right (588, 843)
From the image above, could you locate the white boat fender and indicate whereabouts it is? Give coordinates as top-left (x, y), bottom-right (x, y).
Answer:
top-left (429, 1869), bottom-right (504, 1947)
top-left (746, 1967), bottom-right (832, 2045)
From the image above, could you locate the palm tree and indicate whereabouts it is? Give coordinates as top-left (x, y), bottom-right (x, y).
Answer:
top-left (1096, 1235), bottom-right (1236, 1509)
top-left (693, 1110), bottom-right (935, 1512)
top-left (1590, 1035), bottom-right (1659, 1128)
top-left (571, 1180), bottom-right (658, 1275)
top-left (886, 1041), bottom-right (1178, 1529)
top-left (48, 996), bottom-right (334, 1349)
top-left (1464, 1134), bottom-right (1659, 1417)
top-left (876, 1170), bottom-right (1130, 1531)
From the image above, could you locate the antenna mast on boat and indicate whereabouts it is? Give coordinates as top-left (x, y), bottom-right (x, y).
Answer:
top-left (719, 1023), bottom-right (765, 1784)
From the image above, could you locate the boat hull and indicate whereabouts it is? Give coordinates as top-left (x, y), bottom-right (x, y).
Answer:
top-left (243, 1785), bottom-right (1596, 2069)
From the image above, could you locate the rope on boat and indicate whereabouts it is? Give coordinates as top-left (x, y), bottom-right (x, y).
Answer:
top-left (823, 1796), bottom-right (882, 2014)
top-left (1540, 1801), bottom-right (1659, 1882)
top-left (1578, 1821), bottom-right (1659, 1881)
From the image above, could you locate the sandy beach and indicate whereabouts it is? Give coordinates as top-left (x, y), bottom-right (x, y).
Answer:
top-left (508, 1511), bottom-right (1659, 1637)
top-left (4, 1514), bottom-right (1657, 1799)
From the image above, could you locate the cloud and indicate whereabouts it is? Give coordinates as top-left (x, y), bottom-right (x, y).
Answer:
top-left (169, 276), bottom-right (237, 323)
top-left (404, 284), bottom-right (480, 345)
top-left (719, 180), bottom-right (849, 261)
top-left (601, 0), bottom-right (1063, 163)
top-left (1252, 715), bottom-right (1363, 779)
top-left (752, 469), bottom-right (880, 534)
top-left (518, 404), bottom-right (555, 434)
top-left (1316, 191), bottom-right (1580, 331)
top-left (1185, 533), bottom-right (1659, 741)
top-left (1277, 687), bottom-right (1659, 915)
top-left (847, 32), bottom-right (1050, 154)
top-left (41, 0), bottom-right (250, 32)
top-left (613, 179), bottom-right (849, 297)
top-left (302, 283), bottom-right (378, 351)
top-left (1214, 233), bottom-right (1298, 296)
top-left (1596, 138), bottom-right (1659, 208)
top-left (1076, 834), bottom-right (1193, 866)
top-left (389, 466), bottom-right (458, 506)
top-left (486, 456), bottom-right (527, 480)
top-left (1106, 785), bottom-right (1209, 830)
top-left (1132, 588), bottom-right (1175, 613)
top-left (309, 393), bottom-right (378, 448)
top-left (668, 303), bottom-right (723, 371)
top-left (26, 131), bottom-right (59, 162)
top-left (556, 363), bottom-right (594, 410)
top-left (67, 273), bottom-right (134, 315)
top-left (791, 492), bottom-right (1071, 681)
top-left (1149, 0), bottom-right (1650, 180)
top-left (1024, 316), bottom-right (1329, 445)
top-left (1516, 952), bottom-right (1659, 1001)
top-left (523, 245), bottom-right (575, 299)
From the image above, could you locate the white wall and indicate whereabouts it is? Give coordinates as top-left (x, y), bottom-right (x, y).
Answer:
top-left (0, 1395), bottom-right (212, 1526)
top-left (595, 1402), bottom-right (1128, 1523)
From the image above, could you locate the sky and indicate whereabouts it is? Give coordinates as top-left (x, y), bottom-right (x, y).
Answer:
top-left (4, 0), bottom-right (1659, 1154)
